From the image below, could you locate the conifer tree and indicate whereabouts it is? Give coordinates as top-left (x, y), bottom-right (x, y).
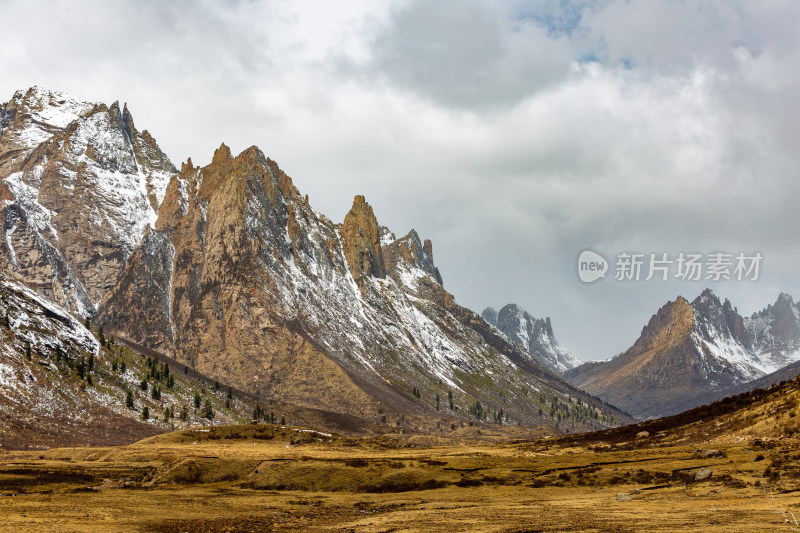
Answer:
top-left (202, 401), bottom-right (214, 420)
top-left (125, 391), bottom-right (134, 409)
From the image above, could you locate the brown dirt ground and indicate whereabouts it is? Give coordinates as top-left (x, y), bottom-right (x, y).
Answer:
top-left (0, 424), bottom-right (798, 532)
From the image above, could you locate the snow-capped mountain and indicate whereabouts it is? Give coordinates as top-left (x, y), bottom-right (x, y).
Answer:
top-left (0, 86), bottom-right (631, 439)
top-left (746, 293), bottom-right (800, 370)
top-left (0, 86), bottom-right (176, 315)
top-left (564, 289), bottom-right (800, 419)
top-left (481, 304), bottom-right (580, 373)
top-left (96, 143), bottom-right (627, 431)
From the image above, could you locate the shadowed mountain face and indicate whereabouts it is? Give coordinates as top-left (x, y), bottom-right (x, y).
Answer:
top-left (0, 86), bottom-right (176, 315)
top-left (481, 304), bottom-right (579, 373)
top-left (565, 290), bottom-right (800, 419)
top-left (96, 142), bottom-right (627, 430)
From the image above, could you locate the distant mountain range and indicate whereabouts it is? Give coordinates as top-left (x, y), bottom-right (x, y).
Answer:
top-left (565, 289), bottom-right (800, 418)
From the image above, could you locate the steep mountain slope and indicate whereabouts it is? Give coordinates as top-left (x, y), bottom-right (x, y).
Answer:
top-left (564, 369), bottom-right (800, 449)
top-left (97, 144), bottom-right (628, 432)
top-left (565, 289), bottom-right (800, 419)
top-left (0, 86), bottom-right (176, 315)
top-left (0, 272), bottom-right (265, 449)
top-left (481, 304), bottom-right (579, 373)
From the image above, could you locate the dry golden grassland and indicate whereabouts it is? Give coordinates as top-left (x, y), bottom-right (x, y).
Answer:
top-left (0, 424), bottom-right (798, 532)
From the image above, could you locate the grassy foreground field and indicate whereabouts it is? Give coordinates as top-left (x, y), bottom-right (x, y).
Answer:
top-left (0, 424), bottom-right (798, 532)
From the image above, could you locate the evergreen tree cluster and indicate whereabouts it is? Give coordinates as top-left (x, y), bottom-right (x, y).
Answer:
top-left (252, 404), bottom-right (277, 423)
top-left (145, 357), bottom-right (174, 388)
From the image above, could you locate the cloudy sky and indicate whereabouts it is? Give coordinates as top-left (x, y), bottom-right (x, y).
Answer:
top-left (3, 0), bottom-right (800, 361)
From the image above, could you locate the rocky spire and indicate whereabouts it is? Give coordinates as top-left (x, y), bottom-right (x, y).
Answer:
top-left (212, 143), bottom-right (232, 164)
top-left (341, 195), bottom-right (386, 285)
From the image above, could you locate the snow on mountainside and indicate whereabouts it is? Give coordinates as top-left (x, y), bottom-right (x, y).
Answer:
top-left (565, 288), bottom-right (800, 419)
top-left (97, 144), bottom-right (628, 432)
top-left (0, 86), bottom-right (95, 165)
top-left (0, 271), bottom-right (259, 449)
top-left (482, 304), bottom-right (580, 373)
top-left (0, 86), bottom-right (176, 314)
top-left (745, 292), bottom-right (800, 371)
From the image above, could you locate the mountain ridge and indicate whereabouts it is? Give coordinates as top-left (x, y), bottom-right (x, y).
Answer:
top-left (565, 288), bottom-right (800, 418)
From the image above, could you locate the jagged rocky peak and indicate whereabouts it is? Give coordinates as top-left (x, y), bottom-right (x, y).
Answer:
top-left (635, 296), bottom-right (693, 347)
top-left (690, 288), bottom-right (749, 347)
top-left (564, 288), bottom-right (800, 419)
top-left (341, 195), bottom-right (387, 285)
top-left (481, 306), bottom-right (498, 326)
top-left (383, 228), bottom-right (444, 286)
top-left (212, 142), bottom-right (233, 164)
top-left (485, 303), bottom-right (579, 373)
top-left (0, 86), bottom-right (96, 162)
top-left (745, 292), bottom-right (800, 367)
top-left (0, 86), bottom-right (177, 315)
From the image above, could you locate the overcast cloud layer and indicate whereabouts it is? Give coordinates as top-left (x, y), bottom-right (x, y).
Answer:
top-left (2, 0), bottom-right (800, 361)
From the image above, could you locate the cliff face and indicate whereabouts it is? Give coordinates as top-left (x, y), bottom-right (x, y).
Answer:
top-left (341, 195), bottom-right (387, 288)
top-left (97, 144), bottom-right (627, 430)
top-left (0, 87), bottom-right (176, 315)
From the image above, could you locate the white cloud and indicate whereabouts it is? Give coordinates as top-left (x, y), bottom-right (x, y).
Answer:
top-left (2, 0), bottom-right (799, 361)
